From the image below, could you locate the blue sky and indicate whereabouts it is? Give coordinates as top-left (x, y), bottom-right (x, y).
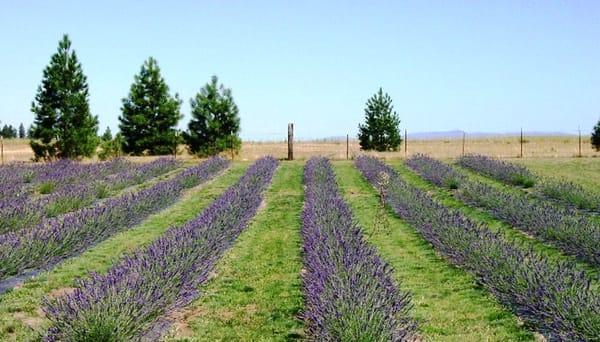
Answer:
top-left (0, 1), bottom-right (598, 140)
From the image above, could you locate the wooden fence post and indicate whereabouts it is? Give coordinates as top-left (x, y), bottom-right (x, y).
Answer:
top-left (0, 136), bottom-right (3, 165)
top-left (462, 131), bottom-right (466, 156)
top-left (287, 123), bottom-right (294, 161)
top-left (346, 134), bottom-right (349, 160)
top-left (520, 128), bottom-right (524, 158)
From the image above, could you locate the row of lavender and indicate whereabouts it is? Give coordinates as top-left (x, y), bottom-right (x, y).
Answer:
top-left (407, 154), bottom-right (600, 267)
top-left (301, 157), bottom-right (415, 341)
top-left (0, 157), bottom-right (229, 282)
top-left (458, 154), bottom-right (600, 212)
top-left (43, 157), bottom-right (278, 341)
top-left (357, 156), bottom-right (600, 341)
top-left (0, 157), bottom-right (180, 233)
top-left (0, 158), bottom-right (131, 201)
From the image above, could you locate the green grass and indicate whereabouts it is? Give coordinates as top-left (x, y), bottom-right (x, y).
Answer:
top-left (168, 161), bottom-right (305, 341)
top-left (514, 157), bottom-right (600, 189)
top-left (440, 163), bottom-right (599, 278)
top-left (333, 161), bottom-right (533, 342)
top-left (0, 163), bottom-right (247, 341)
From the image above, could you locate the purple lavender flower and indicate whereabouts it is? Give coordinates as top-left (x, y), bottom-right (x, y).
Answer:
top-left (406, 154), bottom-right (465, 189)
top-left (356, 155), bottom-right (600, 341)
top-left (457, 154), bottom-right (535, 187)
top-left (406, 154), bottom-right (600, 267)
top-left (0, 157), bottom-right (229, 282)
top-left (301, 157), bottom-right (416, 341)
top-left (43, 157), bottom-right (277, 341)
top-left (0, 157), bottom-right (179, 233)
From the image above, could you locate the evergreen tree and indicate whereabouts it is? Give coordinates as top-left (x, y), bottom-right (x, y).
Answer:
top-left (18, 123), bottom-right (26, 139)
top-left (183, 76), bottom-right (241, 157)
top-left (101, 126), bottom-right (113, 141)
top-left (592, 118), bottom-right (600, 151)
top-left (119, 57), bottom-right (182, 155)
top-left (358, 88), bottom-right (402, 151)
top-left (1, 125), bottom-right (11, 138)
top-left (1, 125), bottom-right (17, 138)
top-left (30, 34), bottom-right (99, 161)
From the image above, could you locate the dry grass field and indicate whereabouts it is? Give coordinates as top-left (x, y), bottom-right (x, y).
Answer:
top-left (1, 136), bottom-right (598, 164)
top-left (238, 135), bottom-right (599, 160)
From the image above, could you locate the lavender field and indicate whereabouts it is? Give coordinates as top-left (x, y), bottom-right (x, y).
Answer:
top-left (0, 155), bottom-right (599, 341)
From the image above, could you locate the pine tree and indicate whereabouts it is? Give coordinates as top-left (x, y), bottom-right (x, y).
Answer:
top-left (18, 123), bottom-right (26, 139)
top-left (1, 125), bottom-right (17, 139)
top-left (358, 88), bottom-right (402, 151)
top-left (183, 76), bottom-right (241, 157)
top-left (30, 34), bottom-right (99, 161)
top-left (101, 126), bottom-right (112, 141)
top-left (592, 118), bottom-right (600, 151)
top-left (119, 57), bottom-right (182, 155)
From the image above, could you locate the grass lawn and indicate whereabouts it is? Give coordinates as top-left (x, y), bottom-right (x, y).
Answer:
top-left (0, 162), bottom-right (247, 341)
top-left (333, 161), bottom-right (533, 341)
top-left (514, 157), bottom-right (600, 189)
top-left (398, 160), bottom-right (599, 279)
top-left (167, 161), bottom-right (305, 341)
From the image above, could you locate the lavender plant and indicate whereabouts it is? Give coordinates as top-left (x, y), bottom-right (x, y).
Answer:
top-left (407, 154), bottom-right (600, 267)
top-left (457, 154), bottom-right (535, 187)
top-left (302, 157), bottom-right (416, 341)
top-left (536, 178), bottom-right (600, 213)
top-left (356, 156), bottom-right (600, 341)
top-left (0, 157), bottom-right (179, 233)
top-left (406, 154), bottom-right (465, 189)
top-left (43, 157), bottom-right (277, 342)
top-left (0, 157), bottom-right (229, 282)
top-left (457, 180), bottom-right (600, 267)
top-left (458, 154), bottom-right (599, 211)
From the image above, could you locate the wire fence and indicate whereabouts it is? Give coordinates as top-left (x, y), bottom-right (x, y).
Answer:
top-left (1, 131), bottom-right (598, 164)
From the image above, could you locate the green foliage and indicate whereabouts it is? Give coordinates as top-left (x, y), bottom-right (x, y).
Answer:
top-left (0, 124), bottom-right (17, 138)
top-left (38, 181), bottom-right (56, 195)
top-left (98, 133), bottom-right (124, 161)
top-left (119, 57), bottom-right (182, 155)
top-left (358, 88), bottom-right (402, 152)
top-left (592, 118), bottom-right (600, 151)
top-left (183, 75), bottom-right (241, 157)
top-left (18, 123), bottom-right (26, 139)
top-left (101, 126), bottom-right (112, 141)
top-left (30, 34), bottom-right (99, 161)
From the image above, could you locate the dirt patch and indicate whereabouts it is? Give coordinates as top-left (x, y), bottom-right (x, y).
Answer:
top-left (164, 306), bottom-right (211, 339)
top-left (48, 286), bottom-right (76, 298)
top-left (13, 308), bottom-right (46, 330)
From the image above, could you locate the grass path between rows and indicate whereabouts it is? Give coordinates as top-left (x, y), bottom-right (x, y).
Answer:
top-left (455, 162), bottom-right (600, 225)
top-left (416, 162), bottom-right (600, 279)
top-left (0, 162), bottom-right (248, 341)
top-left (168, 161), bottom-right (305, 341)
top-left (333, 161), bottom-right (533, 342)
top-left (515, 158), bottom-right (600, 189)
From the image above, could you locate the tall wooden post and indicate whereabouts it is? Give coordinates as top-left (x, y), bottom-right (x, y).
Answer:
top-left (462, 131), bottom-right (466, 156)
top-left (578, 127), bottom-right (582, 157)
top-left (346, 134), bottom-right (349, 160)
top-left (0, 136), bottom-right (3, 165)
top-left (520, 128), bottom-right (523, 158)
top-left (404, 129), bottom-right (407, 157)
top-left (287, 123), bottom-right (294, 161)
